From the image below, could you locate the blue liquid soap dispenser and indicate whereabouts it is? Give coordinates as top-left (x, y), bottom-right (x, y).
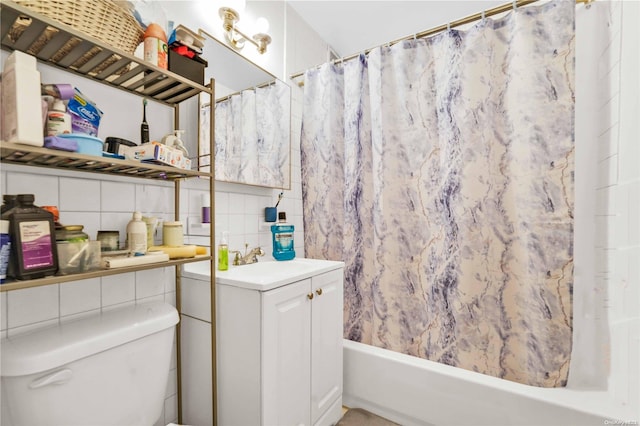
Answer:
top-left (271, 212), bottom-right (295, 261)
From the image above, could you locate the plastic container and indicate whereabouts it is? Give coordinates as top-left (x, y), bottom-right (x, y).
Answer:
top-left (41, 84), bottom-right (74, 100)
top-left (56, 240), bottom-right (101, 275)
top-left (1, 51), bottom-right (43, 146)
top-left (126, 211), bottom-right (147, 254)
top-left (202, 194), bottom-right (211, 224)
top-left (162, 221), bottom-right (183, 247)
top-left (46, 99), bottom-right (72, 136)
top-left (56, 225), bottom-right (89, 243)
top-left (0, 220), bottom-right (11, 283)
top-left (1, 195), bottom-right (17, 215)
top-left (271, 212), bottom-right (295, 261)
top-left (1, 194), bottom-right (58, 280)
top-left (142, 216), bottom-right (159, 249)
top-left (105, 137), bottom-right (136, 155)
top-left (57, 133), bottom-right (104, 156)
top-left (97, 230), bottom-right (119, 251)
top-left (218, 231), bottom-right (228, 271)
top-left (143, 23), bottom-right (168, 69)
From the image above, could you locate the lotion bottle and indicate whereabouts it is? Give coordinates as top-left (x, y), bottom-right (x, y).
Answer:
top-left (126, 211), bottom-right (147, 254)
top-left (46, 99), bottom-right (71, 136)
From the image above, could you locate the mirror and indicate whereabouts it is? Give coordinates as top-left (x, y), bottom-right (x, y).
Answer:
top-left (198, 31), bottom-right (291, 189)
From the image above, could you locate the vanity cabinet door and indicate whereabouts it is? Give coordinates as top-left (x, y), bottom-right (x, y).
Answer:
top-left (311, 269), bottom-right (344, 426)
top-left (262, 278), bottom-right (312, 426)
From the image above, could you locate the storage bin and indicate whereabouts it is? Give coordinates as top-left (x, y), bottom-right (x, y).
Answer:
top-left (56, 240), bottom-right (101, 275)
top-left (9, 0), bottom-right (143, 75)
top-left (58, 134), bottom-right (104, 156)
top-left (169, 49), bottom-right (207, 85)
top-left (13, 0), bottom-right (143, 54)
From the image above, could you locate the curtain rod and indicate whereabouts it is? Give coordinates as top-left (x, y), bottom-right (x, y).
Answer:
top-left (289, 0), bottom-right (592, 82)
top-left (203, 79), bottom-right (278, 107)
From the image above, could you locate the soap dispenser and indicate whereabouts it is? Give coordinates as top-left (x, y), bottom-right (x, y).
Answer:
top-left (218, 231), bottom-right (229, 271)
top-left (271, 212), bottom-right (295, 261)
top-left (161, 130), bottom-right (189, 156)
top-left (171, 130), bottom-right (188, 156)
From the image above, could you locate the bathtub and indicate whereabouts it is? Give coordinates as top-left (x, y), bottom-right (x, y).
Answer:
top-left (342, 339), bottom-right (615, 426)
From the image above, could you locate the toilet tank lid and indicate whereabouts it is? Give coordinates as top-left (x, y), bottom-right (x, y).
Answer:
top-left (1, 301), bottom-right (179, 377)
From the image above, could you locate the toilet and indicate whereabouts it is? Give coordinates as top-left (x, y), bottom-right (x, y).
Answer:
top-left (1, 301), bottom-right (179, 426)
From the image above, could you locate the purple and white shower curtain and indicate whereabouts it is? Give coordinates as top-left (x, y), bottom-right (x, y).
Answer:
top-left (201, 79), bottom-right (290, 187)
top-left (301, 1), bottom-right (574, 387)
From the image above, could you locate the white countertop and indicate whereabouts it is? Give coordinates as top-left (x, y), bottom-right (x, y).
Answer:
top-left (182, 258), bottom-right (344, 291)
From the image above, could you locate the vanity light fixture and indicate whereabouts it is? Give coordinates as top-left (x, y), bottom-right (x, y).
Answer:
top-left (219, 6), bottom-right (272, 54)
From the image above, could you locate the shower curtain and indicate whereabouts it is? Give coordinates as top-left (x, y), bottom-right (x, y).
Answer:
top-left (202, 79), bottom-right (290, 187)
top-left (301, 1), bottom-right (574, 387)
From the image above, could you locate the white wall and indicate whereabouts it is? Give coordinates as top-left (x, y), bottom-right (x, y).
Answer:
top-left (585, 0), bottom-right (639, 420)
top-left (0, 2), bottom-right (328, 425)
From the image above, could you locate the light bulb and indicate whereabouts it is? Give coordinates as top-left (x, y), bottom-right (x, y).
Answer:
top-left (255, 17), bottom-right (269, 34)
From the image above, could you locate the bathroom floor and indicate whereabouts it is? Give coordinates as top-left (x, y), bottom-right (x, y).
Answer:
top-left (337, 408), bottom-right (399, 426)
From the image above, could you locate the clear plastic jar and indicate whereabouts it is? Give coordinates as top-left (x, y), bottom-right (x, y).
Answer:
top-left (56, 225), bottom-right (89, 243)
top-left (97, 230), bottom-right (119, 251)
top-left (163, 221), bottom-right (184, 247)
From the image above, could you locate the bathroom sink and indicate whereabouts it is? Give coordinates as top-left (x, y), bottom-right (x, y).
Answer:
top-left (183, 258), bottom-right (344, 291)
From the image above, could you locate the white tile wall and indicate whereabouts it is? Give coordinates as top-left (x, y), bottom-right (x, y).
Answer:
top-left (590, 0), bottom-right (640, 421)
top-left (1, 166), bottom-right (183, 422)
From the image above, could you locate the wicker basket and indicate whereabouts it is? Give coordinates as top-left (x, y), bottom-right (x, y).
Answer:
top-left (14, 0), bottom-right (143, 54)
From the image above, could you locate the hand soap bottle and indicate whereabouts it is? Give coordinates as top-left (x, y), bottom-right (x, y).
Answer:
top-left (218, 231), bottom-right (229, 271)
top-left (271, 212), bottom-right (295, 261)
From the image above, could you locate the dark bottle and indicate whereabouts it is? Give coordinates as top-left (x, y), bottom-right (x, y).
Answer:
top-left (1, 194), bottom-right (58, 279)
top-left (1, 194), bottom-right (17, 215)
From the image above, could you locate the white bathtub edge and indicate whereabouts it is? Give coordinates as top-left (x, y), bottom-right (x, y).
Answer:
top-left (342, 339), bottom-right (624, 426)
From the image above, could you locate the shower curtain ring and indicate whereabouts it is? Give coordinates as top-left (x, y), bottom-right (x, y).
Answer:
top-left (447, 22), bottom-right (451, 31)
top-left (481, 10), bottom-right (486, 22)
top-left (512, 0), bottom-right (517, 10)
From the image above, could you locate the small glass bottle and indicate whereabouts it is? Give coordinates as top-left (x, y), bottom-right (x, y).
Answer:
top-left (218, 231), bottom-right (229, 271)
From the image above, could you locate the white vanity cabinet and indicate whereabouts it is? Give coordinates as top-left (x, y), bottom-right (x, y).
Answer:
top-left (215, 260), bottom-right (344, 426)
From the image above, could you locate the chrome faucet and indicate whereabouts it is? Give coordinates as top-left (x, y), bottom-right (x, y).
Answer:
top-left (231, 243), bottom-right (265, 266)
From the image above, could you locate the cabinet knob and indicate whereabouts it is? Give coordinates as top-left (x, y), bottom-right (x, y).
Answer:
top-left (315, 288), bottom-right (323, 296)
top-left (307, 293), bottom-right (314, 300)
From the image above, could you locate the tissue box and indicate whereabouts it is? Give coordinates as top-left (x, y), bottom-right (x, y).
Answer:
top-left (56, 241), bottom-right (101, 275)
top-left (124, 142), bottom-right (191, 169)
